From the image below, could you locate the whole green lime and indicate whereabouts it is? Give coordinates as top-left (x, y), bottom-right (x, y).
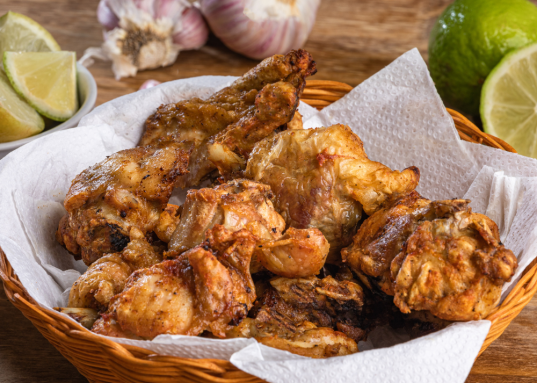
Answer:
top-left (429, 0), bottom-right (537, 117)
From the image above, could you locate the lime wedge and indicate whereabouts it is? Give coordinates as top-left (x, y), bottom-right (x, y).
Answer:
top-left (0, 69), bottom-right (44, 143)
top-left (4, 51), bottom-right (78, 121)
top-left (481, 43), bottom-right (537, 158)
top-left (0, 11), bottom-right (60, 59)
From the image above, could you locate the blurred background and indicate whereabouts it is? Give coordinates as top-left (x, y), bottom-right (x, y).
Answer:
top-left (1, 0), bottom-right (456, 106)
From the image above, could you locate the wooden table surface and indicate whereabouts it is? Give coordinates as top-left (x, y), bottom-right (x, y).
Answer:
top-left (1, 0), bottom-right (537, 382)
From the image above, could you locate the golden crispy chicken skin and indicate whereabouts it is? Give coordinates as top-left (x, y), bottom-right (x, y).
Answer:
top-left (256, 227), bottom-right (329, 278)
top-left (57, 143), bottom-right (190, 265)
top-left (68, 228), bottom-right (163, 311)
top-left (245, 124), bottom-right (420, 262)
top-left (168, 179), bottom-right (285, 256)
top-left (93, 226), bottom-right (256, 339)
top-left (342, 191), bottom-right (435, 294)
top-left (167, 179), bottom-right (331, 277)
top-left (226, 275), bottom-right (363, 357)
top-left (228, 318), bottom-right (358, 358)
top-left (140, 50), bottom-right (316, 188)
top-left (154, 204), bottom-right (182, 243)
top-left (343, 194), bottom-right (518, 321)
top-left (391, 208), bottom-right (517, 321)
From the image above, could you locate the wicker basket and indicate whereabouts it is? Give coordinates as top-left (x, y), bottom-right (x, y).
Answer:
top-left (1, 80), bottom-right (536, 383)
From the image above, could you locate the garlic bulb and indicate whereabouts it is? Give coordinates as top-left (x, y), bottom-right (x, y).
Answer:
top-left (85, 0), bottom-right (210, 79)
top-left (200, 0), bottom-right (321, 60)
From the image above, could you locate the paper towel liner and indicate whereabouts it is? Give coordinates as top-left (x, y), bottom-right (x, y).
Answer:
top-left (1, 48), bottom-right (536, 383)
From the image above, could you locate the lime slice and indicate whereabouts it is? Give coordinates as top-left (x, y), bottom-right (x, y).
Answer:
top-left (4, 51), bottom-right (78, 121)
top-left (0, 69), bottom-right (44, 143)
top-left (0, 11), bottom-right (60, 59)
top-left (481, 43), bottom-right (537, 158)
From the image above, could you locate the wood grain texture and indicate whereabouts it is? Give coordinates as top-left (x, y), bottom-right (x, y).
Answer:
top-left (1, 0), bottom-right (537, 382)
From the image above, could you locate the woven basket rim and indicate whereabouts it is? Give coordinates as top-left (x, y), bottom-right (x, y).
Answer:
top-left (1, 79), bottom-right (536, 383)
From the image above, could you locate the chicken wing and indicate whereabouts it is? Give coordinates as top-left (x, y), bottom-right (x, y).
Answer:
top-left (245, 124), bottom-right (420, 262)
top-left (57, 142), bottom-right (190, 265)
top-left (343, 194), bottom-right (518, 321)
top-left (93, 225), bottom-right (256, 339)
top-left (140, 50), bottom-right (316, 188)
top-left (68, 228), bottom-right (163, 311)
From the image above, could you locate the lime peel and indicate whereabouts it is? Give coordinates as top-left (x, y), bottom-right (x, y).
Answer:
top-left (481, 42), bottom-right (537, 158)
top-left (0, 70), bottom-right (44, 143)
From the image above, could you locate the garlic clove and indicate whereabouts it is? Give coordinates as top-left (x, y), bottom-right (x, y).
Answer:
top-left (152, 0), bottom-right (191, 23)
top-left (172, 6), bottom-right (209, 50)
top-left (139, 79), bottom-right (162, 90)
top-left (97, 0), bottom-right (120, 31)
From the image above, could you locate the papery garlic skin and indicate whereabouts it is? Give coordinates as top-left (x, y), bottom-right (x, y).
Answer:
top-left (173, 6), bottom-right (209, 50)
top-left (200, 0), bottom-right (321, 60)
top-left (92, 0), bottom-right (209, 79)
top-left (102, 0), bottom-right (182, 79)
top-left (98, 0), bottom-right (120, 31)
top-left (139, 79), bottom-right (162, 90)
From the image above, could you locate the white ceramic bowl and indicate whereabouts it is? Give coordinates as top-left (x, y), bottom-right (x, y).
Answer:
top-left (0, 63), bottom-right (97, 159)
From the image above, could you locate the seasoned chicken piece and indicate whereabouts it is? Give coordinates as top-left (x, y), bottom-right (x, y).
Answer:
top-left (245, 124), bottom-right (420, 262)
top-left (391, 208), bottom-right (517, 321)
top-left (154, 204), bottom-right (182, 243)
top-left (227, 275), bottom-right (363, 357)
top-left (257, 227), bottom-right (329, 278)
top-left (68, 228), bottom-right (163, 311)
top-left (140, 50), bottom-right (316, 188)
top-left (343, 195), bottom-right (518, 321)
top-left (228, 318), bottom-right (358, 358)
top-left (93, 226), bottom-right (256, 339)
top-left (57, 142), bottom-right (190, 265)
top-left (167, 179), bottom-right (330, 277)
top-left (168, 179), bottom-right (285, 255)
top-left (342, 191), bottom-right (436, 294)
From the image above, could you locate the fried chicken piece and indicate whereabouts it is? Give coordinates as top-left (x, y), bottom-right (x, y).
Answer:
top-left (68, 228), bottom-right (163, 311)
top-left (245, 124), bottom-right (420, 262)
top-left (140, 50), bottom-right (316, 188)
top-left (154, 204), bottom-right (182, 243)
top-left (57, 142), bottom-right (190, 265)
top-left (168, 179), bottom-right (285, 255)
top-left (257, 227), bottom-right (329, 278)
top-left (343, 194), bottom-right (518, 321)
top-left (228, 318), bottom-right (358, 358)
top-left (226, 275), bottom-right (363, 357)
top-left (391, 208), bottom-right (517, 321)
top-left (167, 179), bottom-right (330, 277)
top-left (342, 191), bottom-right (436, 294)
top-left (93, 226), bottom-right (256, 339)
